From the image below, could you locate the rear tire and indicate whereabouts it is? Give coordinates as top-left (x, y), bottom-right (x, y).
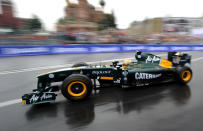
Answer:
top-left (61, 74), bottom-right (93, 101)
top-left (176, 67), bottom-right (192, 84)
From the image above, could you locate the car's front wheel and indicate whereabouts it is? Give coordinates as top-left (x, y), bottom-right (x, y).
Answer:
top-left (61, 74), bottom-right (93, 101)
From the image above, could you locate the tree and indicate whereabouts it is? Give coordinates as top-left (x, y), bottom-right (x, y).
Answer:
top-left (100, 0), bottom-right (105, 8)
top-left (98, 13), bottom-right (116, 30)
top-left (27, 15), bottom-right (42, 31)
top-left (57, 18), bottom-right (66, 24)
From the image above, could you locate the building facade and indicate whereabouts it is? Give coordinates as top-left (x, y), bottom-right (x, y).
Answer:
top-left (0, 0), bottom-right (30, 33)
top-left (57, 0), bottom-right (105, 32)
top-left (128, 18), bottom-right (163, 36)
top-left (163, 17), bottom-right (203, 35)
top-left (128, 17), bottom-right (203, 36)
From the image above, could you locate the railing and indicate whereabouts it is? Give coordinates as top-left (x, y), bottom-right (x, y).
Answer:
top-left (0, 44), bottom-right (203, 57)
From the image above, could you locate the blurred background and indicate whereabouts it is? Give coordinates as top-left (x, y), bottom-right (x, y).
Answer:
top-left (1, 0), bottom-right (203, 45)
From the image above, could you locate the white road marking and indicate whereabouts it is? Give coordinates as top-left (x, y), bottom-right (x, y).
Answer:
top-left (192, 57), bottom-right (203, 62)
top-left (0, 64), bottom-right (72, 75)
top-left (0, 99), bottom-right (21, 108)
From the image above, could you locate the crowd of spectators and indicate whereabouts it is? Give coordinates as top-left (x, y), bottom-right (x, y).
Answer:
top-left (0, 31), bottom-right (203, 45)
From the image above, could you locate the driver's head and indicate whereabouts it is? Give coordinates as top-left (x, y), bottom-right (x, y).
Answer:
top-left (136, 51), bottom-right (142, 55)
top-left (123, 59), bottom-right (132, 65)
top-left (135, 51), bottom-right (142, 59)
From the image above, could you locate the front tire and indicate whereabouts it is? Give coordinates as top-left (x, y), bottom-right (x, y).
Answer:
top-left (61, 74), bottom-right (93, 101)
top-left (177, 67), bottom-right (192, 84)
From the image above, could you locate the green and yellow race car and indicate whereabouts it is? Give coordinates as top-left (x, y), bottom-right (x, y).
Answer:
top-left (22, 51), bottom-right (192, 105)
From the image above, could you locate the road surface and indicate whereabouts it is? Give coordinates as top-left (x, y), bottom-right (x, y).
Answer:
top-left (0, 52), bottom-right (203, 131)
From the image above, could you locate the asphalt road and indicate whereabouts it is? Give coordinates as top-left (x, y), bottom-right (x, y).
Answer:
top-left (0, 52), bottom-right (203, 131)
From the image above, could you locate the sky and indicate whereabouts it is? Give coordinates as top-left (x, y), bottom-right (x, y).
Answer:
top-left (12, 0), bottom-right (203, 31)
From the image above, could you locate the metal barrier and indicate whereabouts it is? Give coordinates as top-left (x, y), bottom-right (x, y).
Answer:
top-left (0, 44), bottom-right (203, 57)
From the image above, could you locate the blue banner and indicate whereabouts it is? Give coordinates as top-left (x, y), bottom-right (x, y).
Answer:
top-left (0, 44), bottom-right (203, 57)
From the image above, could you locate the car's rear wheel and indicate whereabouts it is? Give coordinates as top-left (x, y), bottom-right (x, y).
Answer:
top-left (177, 67), bottom-right (192, 84)
top-left (61, 74), bottom-right (92, 101)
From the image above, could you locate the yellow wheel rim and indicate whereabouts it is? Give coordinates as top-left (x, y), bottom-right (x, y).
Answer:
top-left (182, 70), bottom-right (191, 82)
top-left (67, 81), bottom-right (87, 97)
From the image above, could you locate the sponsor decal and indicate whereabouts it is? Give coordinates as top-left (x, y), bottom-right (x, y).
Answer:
top-left (52, 47), bottom-right (88, 53)
top-left (40, 93), bottom-right (53, 100)
top-left (148, 47), bottom-right (169, 51)
top-left (30, 94), bottom-right (39, 103)
top-left (114, 78), bottom-right (121, 84)
top-left (1, 45), bottom-right (203, 57)
top-left (49, 74), bottom-right (54, 78)
top-left (171, 47), bottom-right (190, 51)
top-left (100, 77), bottom-right (113, 80)
top-left (2, 48), bottom-right (49, 55)
top-left (137, 55), bottom-right (141, 58)
top-left (91, 47), bottom-right (120, 52)
top-left (123, 46), bottom-right (145, 51)
top-left (92, 70), bottom-right (111, 75)
top-left (29, 93), bottom-right (53, 103)
top-left (122, 71), bottom-right (128, 83)
top-left (146, 56), bottom-right (160, 63)
top-left (135, 73), bottom-right (162, 80)
top-left (122, 70), bottom-right (128, 76)
top-left (193, 47), bottom-right (203, 51)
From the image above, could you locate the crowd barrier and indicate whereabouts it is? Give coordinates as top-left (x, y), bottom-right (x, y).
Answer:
top-left (0, 44), bottom-right (203, 57)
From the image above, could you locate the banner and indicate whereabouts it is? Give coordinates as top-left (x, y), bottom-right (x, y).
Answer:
top-left (0, 44), bottom-right (203, 57)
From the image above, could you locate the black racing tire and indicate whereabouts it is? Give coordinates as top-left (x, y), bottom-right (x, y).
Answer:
top-left (72, 62), bottom-right (89, 68)
top-left (176, 66), bottom-right (192, 84)
top-left (61, 74), bottom-right (93, 101)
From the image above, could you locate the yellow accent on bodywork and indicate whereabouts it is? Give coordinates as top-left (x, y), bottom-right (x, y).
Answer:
top-left (160, 59), bottom-right (172, 68)
top-left (134, 64), bottom-right (143, 66)
top-left (123, 59), bottom-right (132, 65)
top-left (73, 66), bottom-right (87, 69)
top-left (100, 77), bottom-right (114, 80)
top-left (38, 72), bottom-right (50, 77)
top-left (22, 100), bottom-right (26, 104)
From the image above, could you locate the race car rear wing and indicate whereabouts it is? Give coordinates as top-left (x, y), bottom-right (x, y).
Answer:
top-left (168, 52), bottom-right (191, 67)
top-left (135, 51), bottom-right (172, 68)
top-left (135, 51), bottom-right (191, 68)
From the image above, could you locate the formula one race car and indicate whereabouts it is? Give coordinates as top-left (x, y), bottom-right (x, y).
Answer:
top-left (22, 51), bottom-right (192, 105)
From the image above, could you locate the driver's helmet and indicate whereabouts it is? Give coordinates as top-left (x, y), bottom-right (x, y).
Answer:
top-left (123, 59), bottom-right (132, 65)
top-left (173, 52), bottom-right (182, 64)
top-left (123, 59), bottom-right (132, 69)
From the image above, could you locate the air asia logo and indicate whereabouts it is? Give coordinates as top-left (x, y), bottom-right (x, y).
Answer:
top-left (135, 73), bottom-right (162, 80)
top-left (30, 93), bottom-right (53, 103)
top-left (146, 56), bottom-right (160, 63)
top-left (92, 71), bottom-right (111, 75)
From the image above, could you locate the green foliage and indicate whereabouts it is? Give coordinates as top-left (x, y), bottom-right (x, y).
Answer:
top-left (27, 15), bottom-right (42, 31)
top-left (100, 0), bottom-right (105, 7)
top-left (57, 18), bottom-right (66, 24)
top-left (97, 14), bottom-right (116, 30)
